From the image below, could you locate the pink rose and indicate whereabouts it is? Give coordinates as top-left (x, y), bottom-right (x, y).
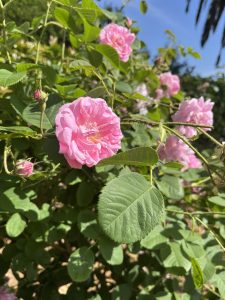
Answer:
top-left (172, 97), bottom-right (214, 138)
top-left (0, 286), bottom-right (17, 300)
top-left (158, 135), bottom-right (202, 171)
top-left (157, 72), bottom-right (180, 98)
top-left (55, 97), bottom-right (123, 169)
top-left (16, 160), bottom-right (34, 177)
top-left (99, 23), bottom-right (135, 62)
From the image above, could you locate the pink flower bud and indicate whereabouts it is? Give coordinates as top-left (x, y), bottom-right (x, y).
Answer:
top-left (16, 160), bottom-right (34, 177)
top-left (126, 17), bottom-right (133, 27)
top-left (33, 89), bottom-right (48, 101)
top-left (33, 89), bottom-right (42, 101)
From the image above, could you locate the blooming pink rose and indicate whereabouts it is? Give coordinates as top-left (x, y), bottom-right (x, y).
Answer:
top-left (157, 72), bottom-right (180, 98)
top-left (99, 23), bottom-right (135, 62)
top-left (158, 135), bottom-right (202, 171)
top-left (55, 97), bottom-right (123, 169)
top-left (172, 97), bottom-right (214, 138)
top-left (16, 160), bottom-right (34, 177)
top-left (0, 286), bottom-right (17, 300)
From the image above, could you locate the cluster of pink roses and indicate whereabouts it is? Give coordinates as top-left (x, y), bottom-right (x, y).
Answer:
top-left (158, 136), bottom-right (202, 170)
top-left (135, 72), bottom-right (180, 115)
top-left (158, 96), bottom-right (214, 169)
top-left (15, 22), bottom-right (214, 175)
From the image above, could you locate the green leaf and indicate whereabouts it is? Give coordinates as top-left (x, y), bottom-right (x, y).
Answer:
top-left (67, 247), bottom-right (94, 282)
top-left (77, 210), bottom-right (101, 239)
top-left (161, 242), bottom-right (191, 272)
top-left (0, 187), bottom-right (41, 221)
top-left (22, 94), bottom-right (62, 130)
top-left (98, 147), bottom-right (158, 167)
top-left (95, 44), bottom-right (120, 68)
top-left (0, 69), bottom-right (26, 87)
top-left (191, 258), bottom-right (204, 288)
top-left (99, 235), bottom-right (124, 265)
top-left (157, 175), bottom-right (184, 200)
top-left (0, 126), bottom-right (39, 139)
top-left (141, 225), bottom-right (168, 249)
top-left (70, 59), bottom-right (95, 76)
top-left (98, 172), bottom-right (164, 243)
top-left (75, 9), bottom-right (100, 42)
top-left (6, 213), bottom-right (26, 237)
top-left (87, 86), bottom-right (106, 98)
top-left (140, 0), bottom-right (148, 14)
top-left (208, 194), bottom-right (225, 207)
top-left (54, 7), bottom-right (76, 32)
top-left (76, 182), bottom-right (95, 207)
top-left (116, 82), bottom-right (132, 93)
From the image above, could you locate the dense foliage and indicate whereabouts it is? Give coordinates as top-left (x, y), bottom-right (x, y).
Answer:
top-left (0, 0), bottom-right (225, 299)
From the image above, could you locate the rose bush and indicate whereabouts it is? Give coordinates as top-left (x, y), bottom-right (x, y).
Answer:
top-left (0, 0), bottom-right (225, 299)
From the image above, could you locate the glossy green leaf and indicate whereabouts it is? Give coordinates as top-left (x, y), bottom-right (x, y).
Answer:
top-left (0, 69), bottom-right (26, 87)
top-left (157, 175), bottom-right (184, 200)
top-left (54, 7), bottom-right (76, 32)
top-left (99, 235), bottom-right (124, 265)
top-left (98, 147), bottom-right (158, 167)
top-left (191, 258), bottom-right (204, 288)
top-left (22, 94), bottom-right (62, 130)
top-left (95, 44), bottom-right (120, 68)
top-left (208, 194), bottom-right (225, 207)
top-left (98, 172), bottom-right (164, 243)
top-left (67, 247), bottom-right (94, 282)
top-left (6, 213), bottom-right (26, 237)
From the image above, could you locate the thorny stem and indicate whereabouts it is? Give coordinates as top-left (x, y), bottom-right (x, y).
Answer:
top-left (122, 118), bottom-right (213, 129)
top-left (162, 125), bottom-right (209, 165)
top-left (3, 141), bottom-right (13, 175)
top-left (35, 1), bottom-right (53, 65)
top-left (198, 127), bottom-right (224, 148)
top-left (0, 0), bottom-right (11, 63)
top-left (165, 209), bottom-right (225, 216)
top-left (93, 70), bottom-right (111, 98)
top-left (60, 29), bottom-right (66, 71)
top-left (195, 216), bottom-right (225, 253)
top-left (40, 101), bottom-right (47, 136)
top-left (163, 125), bottom-right (216, 184)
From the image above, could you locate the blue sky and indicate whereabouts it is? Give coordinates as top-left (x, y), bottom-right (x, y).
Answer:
top-left (100, 0), bottom-right (225, 77)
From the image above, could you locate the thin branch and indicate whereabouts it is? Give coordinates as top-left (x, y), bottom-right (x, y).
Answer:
top-left (198, 127), bottom-right (224, 148)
